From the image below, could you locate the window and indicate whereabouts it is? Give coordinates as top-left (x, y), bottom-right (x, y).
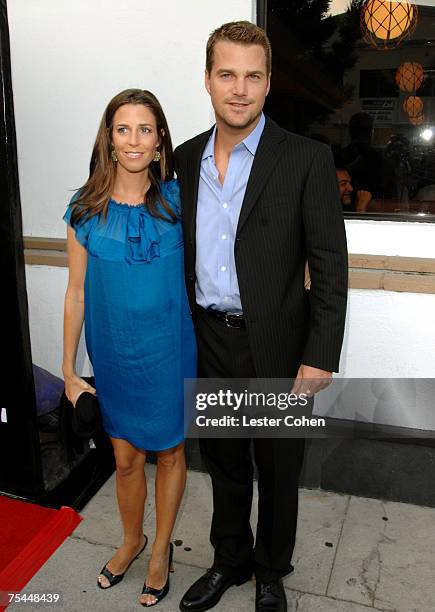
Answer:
top-left (260, 0), bottom-right (435, 221)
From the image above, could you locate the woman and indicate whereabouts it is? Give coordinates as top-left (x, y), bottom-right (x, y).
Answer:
top-left (62, 89), bottom-right (196, 607)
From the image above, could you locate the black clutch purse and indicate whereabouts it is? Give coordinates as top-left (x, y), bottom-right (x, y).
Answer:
top-left (72, 391), bottom-right (102, 438)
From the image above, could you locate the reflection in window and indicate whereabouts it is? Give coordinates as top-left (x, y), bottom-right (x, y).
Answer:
top-left (264, 0), bottom-right (435, 219)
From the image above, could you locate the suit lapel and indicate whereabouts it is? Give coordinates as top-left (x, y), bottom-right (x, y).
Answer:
top-left (185, 129), bottom-right (213, 244)
top-left (236, 118), bottom-right (286, 235)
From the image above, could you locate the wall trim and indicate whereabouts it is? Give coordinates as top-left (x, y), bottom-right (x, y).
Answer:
top-left (24, 237), bottom-right (65, 250)
top-left (23, 237), bottom-right (435, 294)
top-left (348, 254), bottom-right (435, 293)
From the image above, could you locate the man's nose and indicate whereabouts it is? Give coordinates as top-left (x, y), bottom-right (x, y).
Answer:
top-left (232, 76), bottom-right (247, 96)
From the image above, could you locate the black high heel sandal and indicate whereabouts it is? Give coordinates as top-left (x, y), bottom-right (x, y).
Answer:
top-left (140, 542), bottom-right (174, 607)
top-left (97, 534), bottom-right (148, 589)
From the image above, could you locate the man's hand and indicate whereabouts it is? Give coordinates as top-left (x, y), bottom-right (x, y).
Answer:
top-left (291, 364), bottom-right (332, 398)
top-left (355, 190), bottom-right (372, 212)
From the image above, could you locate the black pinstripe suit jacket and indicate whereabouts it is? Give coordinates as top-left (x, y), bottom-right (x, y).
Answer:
top-left (174, 116), bottom-right (348, 377)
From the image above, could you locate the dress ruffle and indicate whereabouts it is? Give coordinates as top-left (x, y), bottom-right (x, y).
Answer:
top-left (125, 206), bottom-right (160, 264)
top-left (63, 179), bottom-right (180, 263)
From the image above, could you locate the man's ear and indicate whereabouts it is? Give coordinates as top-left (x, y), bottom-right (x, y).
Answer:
top-left (204, 69), bottom-right (211, 95)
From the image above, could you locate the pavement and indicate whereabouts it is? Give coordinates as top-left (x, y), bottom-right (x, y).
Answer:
top-left (10, 464), bottom-right (435, 612)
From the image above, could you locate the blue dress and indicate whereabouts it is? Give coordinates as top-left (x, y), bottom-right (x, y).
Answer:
top-left (63, 179), bottom-right (197, 451)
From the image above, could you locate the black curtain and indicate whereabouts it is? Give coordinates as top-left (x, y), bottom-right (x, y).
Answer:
top-left (0, 0), bottom-right (43, 498)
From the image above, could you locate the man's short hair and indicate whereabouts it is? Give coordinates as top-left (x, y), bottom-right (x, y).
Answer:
top-left (206, 21), bottom-right (272, 76)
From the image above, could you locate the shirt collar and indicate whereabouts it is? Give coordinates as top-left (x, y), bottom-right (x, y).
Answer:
top-left (202, 112), bottom-right (266, 161)
top-left (242, 112), bottom-right (265, 155)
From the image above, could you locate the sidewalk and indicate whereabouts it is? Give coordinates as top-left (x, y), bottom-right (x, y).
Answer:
top-left (11, 464), bottom-right (435, 611)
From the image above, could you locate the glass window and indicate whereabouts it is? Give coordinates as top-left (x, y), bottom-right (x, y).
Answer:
top-left (262, 0), bottom-right (435, 221)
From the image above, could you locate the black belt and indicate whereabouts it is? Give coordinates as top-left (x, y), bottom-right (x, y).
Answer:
top-left (198, 305), bottom-right (246, 329)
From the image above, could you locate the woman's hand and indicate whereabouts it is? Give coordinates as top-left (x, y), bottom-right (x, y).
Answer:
top-left (64, 374), bottom-right (96, 408)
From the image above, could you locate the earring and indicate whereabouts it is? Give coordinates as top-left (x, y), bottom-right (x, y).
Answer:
top-left (111, 147), bottom-right (118, 163)
top-left (153, 149), bottom-right (161, 162)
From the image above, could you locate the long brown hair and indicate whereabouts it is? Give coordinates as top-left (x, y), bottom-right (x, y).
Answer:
top-left (71, 89), bottom-right (176, 225)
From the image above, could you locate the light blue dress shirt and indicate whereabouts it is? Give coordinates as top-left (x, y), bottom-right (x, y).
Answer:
top-left (196, 113), bottom-right (266, 313)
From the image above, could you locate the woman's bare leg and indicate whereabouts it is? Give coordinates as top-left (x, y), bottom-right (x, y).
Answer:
top-left (139, 441), bottom-right (186, 605)
top-left (98, 437), bottom-right (147, 588)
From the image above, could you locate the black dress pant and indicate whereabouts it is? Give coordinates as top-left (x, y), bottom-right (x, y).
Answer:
top-left (196, 306), bottom-right (305, 582)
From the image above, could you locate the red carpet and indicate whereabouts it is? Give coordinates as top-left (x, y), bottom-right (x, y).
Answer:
top-left (0, 496), bottom-right (82, 608)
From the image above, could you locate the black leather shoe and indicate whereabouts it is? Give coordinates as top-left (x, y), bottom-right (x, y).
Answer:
top-left (179, 568), bottom-right (250, 611)
top-left (255, 579), bottom-right (287, 612)
top-left (140, 542), bottom-right (174, 607)
top-left (97, 534), bottom-right (148, 589)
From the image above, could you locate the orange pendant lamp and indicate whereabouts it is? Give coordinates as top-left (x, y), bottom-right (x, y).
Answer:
top-left (395, 62), bottom-right (424, 93)
top-left (409, 114), bottom-right (424, 126)
top-left (403, 95), bottom-right (424, 118)
top-left (361, 0), bottom-right (418, 50)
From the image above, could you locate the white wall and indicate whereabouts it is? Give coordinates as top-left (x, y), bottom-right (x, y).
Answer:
top-left (8, 0), bottom-right (253, 237)
top-left (25, 265), bottom-right (91, 378)
top-left (341, 289), bottom-right (435, 378)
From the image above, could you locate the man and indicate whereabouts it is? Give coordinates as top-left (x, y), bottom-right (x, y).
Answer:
top-left (336, 166), bottom-right (354, 208)
top-left (336, 163), bottom-right (372, 212)
top-left (175, 21), bottom-right (348, 612)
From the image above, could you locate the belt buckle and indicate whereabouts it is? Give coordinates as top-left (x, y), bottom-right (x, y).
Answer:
top-left (224, 312), bottom-right (242, 328)
top-left (224, 312), bottom-right (233, 328)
